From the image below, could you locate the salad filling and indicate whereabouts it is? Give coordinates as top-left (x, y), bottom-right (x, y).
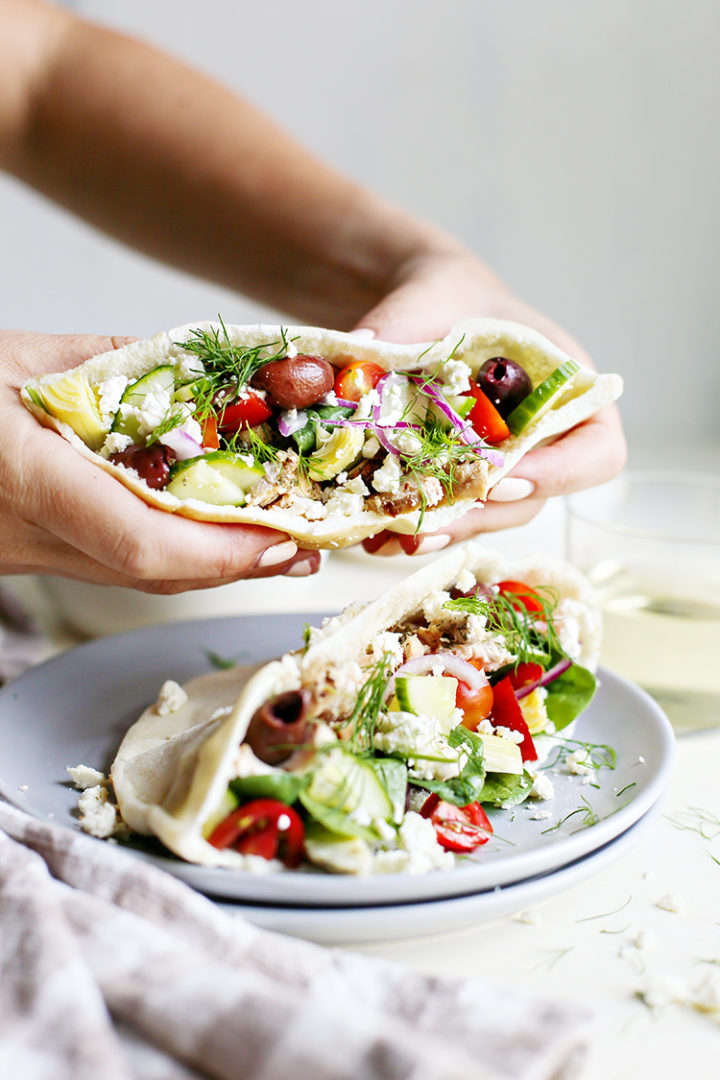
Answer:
top-left (22, 319), bottom-right (621, 546)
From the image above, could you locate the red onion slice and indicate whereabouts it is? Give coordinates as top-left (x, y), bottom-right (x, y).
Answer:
top-left (333, 398), bottom-right (359, 410)
top-left (514, 656), bottom-right (572, 700)
top-left (157, 428), bottom-right (206, 461)
top-left (277, 409), bottom-right (308, 437)
top-left (412, 377), bottom-right (505, 468)
top-left (385, 651), bottom-right (489, 701)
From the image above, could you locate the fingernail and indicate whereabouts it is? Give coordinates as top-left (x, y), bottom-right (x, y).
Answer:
top-left (256, 540), bottom-right (298, 568)
top-left (412, 534), bottom-right (452, 556)
top-left (487, 478), bottom-right (536, 503)
top-left (348, 327), bottom-right (376, 341)
top-left (285, 556), bottom-right (319, 577)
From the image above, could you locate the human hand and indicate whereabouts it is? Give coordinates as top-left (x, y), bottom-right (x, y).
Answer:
top-left (0, 332), bottom-right (320, 590)
top-left (355, 249), bottom-right (626, 556)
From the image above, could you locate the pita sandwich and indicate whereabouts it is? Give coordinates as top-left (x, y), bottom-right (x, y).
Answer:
top-left (23, 318), bottom-right (622, 549)
top-left (110, 542), bottom-right (601, 875)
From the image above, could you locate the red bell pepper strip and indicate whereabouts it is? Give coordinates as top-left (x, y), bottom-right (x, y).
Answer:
top-left (421, 794), bottom-right (493, 852)
top-left (207, 798), bottom-right (305, 868)
top-left (466, 381), bottom-right (510, 444)
top-left (488, 676), bottom-right (537, 762)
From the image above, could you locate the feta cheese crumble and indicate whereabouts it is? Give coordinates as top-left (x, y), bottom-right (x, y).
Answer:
top-left (154, 680), bottom-right (189, 715)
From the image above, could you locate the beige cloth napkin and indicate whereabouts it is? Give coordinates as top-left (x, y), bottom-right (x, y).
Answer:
top-left (0, 801), bottom-right (591, 1080)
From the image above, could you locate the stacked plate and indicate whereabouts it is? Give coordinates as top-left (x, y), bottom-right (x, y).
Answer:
top-left (0, 615), bottom-right (674, 944)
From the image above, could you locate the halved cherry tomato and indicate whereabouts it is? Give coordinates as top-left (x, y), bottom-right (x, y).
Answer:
top-left (216, 390), bottom-right (273, 432)
top-left (508, 661), bottom-right (544, 691)
top-left (496, 580), bottom-right (544, 614)
top-left (488, 676), bottom-right (537, 762)
top-left (206, 798), bottom-right (304, 868)
top-left (334, 360), bottom-right (386, 402)
top-left (421, 794), bottom-right (493, 852)
top-left (466, 380), bottom-right (510, 444)
top-left (454, 658), bottom-right (494, 730)
top-left (200, 413), bottom-right (220, 449)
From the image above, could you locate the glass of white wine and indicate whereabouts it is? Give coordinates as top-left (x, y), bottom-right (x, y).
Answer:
top-left (566, 470), bottom-right (720, 733)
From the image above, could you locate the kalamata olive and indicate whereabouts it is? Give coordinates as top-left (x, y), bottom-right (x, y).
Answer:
top-left (250, 354), bottom-right (334, 410)
top-left (476, 358), bottom-right (533, 418)
top-left (245, 689), bottom-right (311, 765)
top-left (109, 443), bottom-right (176, 490)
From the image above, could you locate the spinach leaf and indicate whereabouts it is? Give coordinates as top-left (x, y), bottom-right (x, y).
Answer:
top-left (411, 726), bottom-right (487, 807)
top-left (545, 663), bottom-right (597, 731)
top-left (229, 772), bottom-right (307, 805)
top-left (479, 770), bottom-right (533, 808)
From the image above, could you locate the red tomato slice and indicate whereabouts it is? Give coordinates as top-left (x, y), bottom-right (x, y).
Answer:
top-left (455, 658), bottom-right (494, 730)
top-left (216, 391), bottom-right (273, 432)
top-left (496, 580), bottom-right (544, 614)
top-left (207, 798), bottom-right (305, 868)
top-left (488, 676), bottom-right (537, 762)
top-left (334, 360), bottom-right (386, 402)
top-left (466, 381), bottom-right (510, 444)
top-left (421, 794), bottom-right (493, 852)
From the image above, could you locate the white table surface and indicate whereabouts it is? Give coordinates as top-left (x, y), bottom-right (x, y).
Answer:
top-left (6, 490), bottom-right (720, 1080)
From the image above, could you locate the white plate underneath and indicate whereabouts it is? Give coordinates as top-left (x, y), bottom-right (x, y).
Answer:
top-left (219, 806), bottom-right (659, 944)
top-left (0, 614), bottom-right (674, 907)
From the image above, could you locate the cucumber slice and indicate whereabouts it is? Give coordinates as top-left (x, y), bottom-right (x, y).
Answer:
top-left (303, 823), bottom-right (373, 874)
top-left (307, 426), bottom-right (364, 481)
top-left (478, 733), bottom-right (523, 775)
top-left (505, 360), bottom-right (580, 436)
top-left (34, 371), bottom-right (106, 451)
top-left (112, 365), bottom-right (176, 442)
top-left (302, 748), bottom-right (393, 823)
top-left (201, 787), bottom-right (240, 838)
top-left (166, 451), bottom-right (263, 505)
top-left (394, 675), bottom-right (458, 722)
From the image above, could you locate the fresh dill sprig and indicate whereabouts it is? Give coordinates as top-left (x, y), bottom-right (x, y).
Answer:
top-left (343, 652), bottom-right (393, 754)
top-left (174, 318), bottom-right (294, 420)
top-left (225, 424), bottom-right (280, 466)
top-left (541, 795), bottom-right (599, 835)
top-left (443, 586), bottom-right (564, 665)
top-left (540, 737), bottom-right (617, 774)
top-left (144, 406), bottom-right (187, 445)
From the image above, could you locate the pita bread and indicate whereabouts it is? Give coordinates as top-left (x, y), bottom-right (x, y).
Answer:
top-left (111, 541), bottom-right (601, 869)
top-left (23, 318), bottom-right (622, 548)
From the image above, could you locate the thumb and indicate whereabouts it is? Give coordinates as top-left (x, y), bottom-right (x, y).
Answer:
top-left (354, 277), bottom-right (467, 345)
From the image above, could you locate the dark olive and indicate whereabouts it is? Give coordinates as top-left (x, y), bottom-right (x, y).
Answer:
top-left (251, 354), bottom-right (334, 410)
top-left (109, 443), bottom-right (176, 490)
top-left (476, 357), bottom-right (532, 418)
top-left (245, 689), bottom-right (312, 765)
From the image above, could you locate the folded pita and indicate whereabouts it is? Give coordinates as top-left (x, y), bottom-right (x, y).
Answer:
top-left (22, 318), bottom-right (621, 548)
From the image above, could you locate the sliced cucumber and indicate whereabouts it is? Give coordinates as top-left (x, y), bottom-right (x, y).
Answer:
top-left (201, 787), bottom-right (239, 839)
top-left (34, 371), bottom-right (106, 450)
top-left (505, 360), bottom-right (580, 436)
top-left (478, 733), bottom-right (523, 775)
top-left (303, 823), bottom-right (373, 874)
top-left (393, 675), bottom-right (458, 723)
top-left (166, 451), bottom-right (263, 505)
top-left (112, 365), bottom-right (176, 442)
top-left (307, 426), bottom-right (364, 481)
top-left (302, 748), bottom-right (393, 823)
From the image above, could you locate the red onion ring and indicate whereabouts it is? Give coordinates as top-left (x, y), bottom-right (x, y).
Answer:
top-left (157, 429), bottom-right (206, 461)
top-left (385, 651), bottom-right (489, 701)
top-left (514, 657), bottom-right (572, 700)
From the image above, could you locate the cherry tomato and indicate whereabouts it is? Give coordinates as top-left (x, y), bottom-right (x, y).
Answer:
top-left (466, 380), bottom-right (511, 444)
top-left (206, 798), bottom-right (305, 868)
top-left (421, 794), bottom-right (493, 852)
top-left (200, 413), bottom-right (219, 449)
top-left (216, 390), bottom-right (273, 432)
top-left (488, 676), bottom-right (537, 762)
top-left (334, 360), bottom-right (386, 402)
top-left (496, 580), bottom-right (544, 614)
top-left (454, 658), bottom-right (494, 730)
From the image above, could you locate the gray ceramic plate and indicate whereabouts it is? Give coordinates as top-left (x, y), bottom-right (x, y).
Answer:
top-left (0, 614), bottom-right (674, 907)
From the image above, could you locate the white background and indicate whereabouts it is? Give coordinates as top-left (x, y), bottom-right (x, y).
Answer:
top-left (1, 0), bottom-right (719, 454)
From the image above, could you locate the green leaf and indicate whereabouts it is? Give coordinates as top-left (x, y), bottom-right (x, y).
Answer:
top-left (545, 663), bottom-right (597, 731)
top-left (479, 770), bottom-right (533, 807)
top-left (229, 772), bottom-right (307, 805)
top-left (366, 757), bottom-right (407, 821)
top-left (411, 726), bottom-right (487, 807)
top-left (298, 791), bottom-right (377, 841)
